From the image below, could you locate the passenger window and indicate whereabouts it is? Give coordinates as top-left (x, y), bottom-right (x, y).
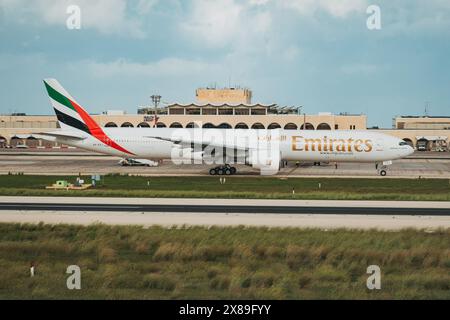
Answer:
top-left (399, 141), bottom-right (408, 146)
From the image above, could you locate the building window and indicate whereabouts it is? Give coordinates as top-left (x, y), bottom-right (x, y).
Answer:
top-left (202, 108), bottom-right (217, 115)
top-left (251, 108), bottom-right (266, 115)
top-left (202, 123), bottom-right (215, 128)
top-left (218, 108), bottom-right (233, 115)
top-left (317, 123), bottom-right (331, 130)
top-left (268, 123), bottom-right (281, 129)
top-left (300, 123), bottom-right (314, 130)
top-left (284, 123), bottom-right (297, 130)
top-left (169, 122), bottom-right (183, 128)
top-left (235, 123), bottom-right (249, 129)
top-left (335, 124), bottom-right (339, 130)
top-left (235, 108), bottom-right (250, 115)
top-left (186, 108), bottom-right (200, 115)
top-left (169, 108), bottom-right (184, 115)
top-left (251, 123), bottom-right (265, 129)
top-left (217, 123), bottom-right (232, 129)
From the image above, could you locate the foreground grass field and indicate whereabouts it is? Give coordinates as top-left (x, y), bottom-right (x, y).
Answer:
top-left (0, 223), bottom-right (449, 299)
top-left (0, 174), bottom-right (449, 200)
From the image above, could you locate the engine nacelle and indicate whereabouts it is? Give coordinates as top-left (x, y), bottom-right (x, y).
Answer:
top-left (246, 149), bottom-right (281, 176)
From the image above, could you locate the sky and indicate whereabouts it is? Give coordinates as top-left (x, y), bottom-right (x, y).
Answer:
top-left (0, 0), bottom-right (449, 128)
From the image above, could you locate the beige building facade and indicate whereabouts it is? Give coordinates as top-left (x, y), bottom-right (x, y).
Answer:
top-left (395, 116), bottom-right (450, 130)
top-left (0, 107), bottom-right (367, 148)
top-left (0, 88), bottom-right (448, 151)
top-left (196, 87), bottom-right (252, 104)
top-left (1, 112), bottom-right (448, 151)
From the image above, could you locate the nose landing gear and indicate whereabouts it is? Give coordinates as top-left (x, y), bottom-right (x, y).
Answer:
top-left (209, 165), bottom-right (237, 175)
top-left (376, 162), bottom-right (389, 176)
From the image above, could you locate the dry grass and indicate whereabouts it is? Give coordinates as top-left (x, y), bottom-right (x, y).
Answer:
top-left (0, 223), bottom-right (449, 299)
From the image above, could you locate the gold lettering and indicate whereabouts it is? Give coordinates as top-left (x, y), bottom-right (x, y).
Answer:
top-left (292, 136), bottom-right (373, 153)
top-left (336, 139), bottom-right (346, 152)
top-left (305, 138), bottom-right (322, 151)
top-left (323, 136), bottom-right (328, 152)
top-left (354, 139), bottom-right (364, 152)
top-left (329, 139), bottom-right (336, 152)
top-left (365, 139), bottom-right (373, 152)
top-left (347, 138), bottom-right (354, 152)
top-left (292, 136), bottom-right (304, 151)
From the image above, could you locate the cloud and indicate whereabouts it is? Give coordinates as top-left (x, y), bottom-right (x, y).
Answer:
top-left (83, 57), bottom-right (224, 78)
top-left (0, 0), bottom-right (150, 38)
top-left (280, 0), bottom-right (368, 18)
top-left (180, 0), bottom-right (243, 48)
top-left (179, 0), bottom-right (272, 48)
top-left (378, 0), bottom-right (450, 35)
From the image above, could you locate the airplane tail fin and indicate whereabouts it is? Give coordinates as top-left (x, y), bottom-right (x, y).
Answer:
top-left (43, 78), bottom-right (101, 135)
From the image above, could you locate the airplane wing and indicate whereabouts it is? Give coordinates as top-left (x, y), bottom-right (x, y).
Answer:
top-left (34, 131), bottom-right (87, 140)
top-left (144, 135), bottom-right (264, 151)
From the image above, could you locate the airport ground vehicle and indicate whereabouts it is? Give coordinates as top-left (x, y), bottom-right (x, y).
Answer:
top-left (417, 144), bottom-right (427, 151)
top-left (118, 158), bottom-right (158, 167)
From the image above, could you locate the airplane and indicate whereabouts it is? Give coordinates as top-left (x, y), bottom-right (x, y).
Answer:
top-left (36, 79), bottom-right (414, 176)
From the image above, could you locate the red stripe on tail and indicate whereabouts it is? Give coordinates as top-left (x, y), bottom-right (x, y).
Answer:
top-left (69, 100), bottom-right (135, 155)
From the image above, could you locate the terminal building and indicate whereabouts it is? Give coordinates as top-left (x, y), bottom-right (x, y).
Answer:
top-left (0, 87), bottom-right (449, 151)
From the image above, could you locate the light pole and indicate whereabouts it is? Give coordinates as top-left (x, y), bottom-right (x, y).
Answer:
top-left (150, 95), bottom-right (161, 128)
top-left (151, 95), bottom-right (161, 114)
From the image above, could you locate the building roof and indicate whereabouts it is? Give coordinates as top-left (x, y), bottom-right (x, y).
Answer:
top-left (397, 115), bottom-right (450, 119)
top-left (167, 103), bottom-right (276, 108)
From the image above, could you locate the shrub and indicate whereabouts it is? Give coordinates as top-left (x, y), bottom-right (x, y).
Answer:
top-left (98, 247), bottom-right (117, 263)
top-left (193, 245), bottom-right (233, 261)
top-left (143, 274), bottom-right (176, 291)
top-left (209, 276), bottom-right (230, 290)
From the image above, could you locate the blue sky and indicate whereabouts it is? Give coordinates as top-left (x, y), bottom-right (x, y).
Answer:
top-left (0, 0), bottom-right (449, 128)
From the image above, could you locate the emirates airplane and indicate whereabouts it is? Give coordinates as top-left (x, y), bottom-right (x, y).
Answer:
top-left (37, 79), bottom-right (414, 176)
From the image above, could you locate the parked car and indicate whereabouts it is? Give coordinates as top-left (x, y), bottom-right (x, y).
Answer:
top-left (417, 143), bottom-right (427, 151)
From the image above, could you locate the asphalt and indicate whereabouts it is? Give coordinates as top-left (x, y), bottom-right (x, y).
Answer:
top-left (1, 202), bottom-right (449, 216)
top-left (1, 151), bottom-right (450, 178)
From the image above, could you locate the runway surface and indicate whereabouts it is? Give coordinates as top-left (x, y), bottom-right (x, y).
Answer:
top-left (1, 152), bottom-right (450, 178)
top-left (0, 197), bottom-right (449, 230)
top-left (1, 202), bottom-right (449, 216)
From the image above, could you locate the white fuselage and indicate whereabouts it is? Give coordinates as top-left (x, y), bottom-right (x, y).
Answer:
top-left (51, 128), bottom-right (414, 163)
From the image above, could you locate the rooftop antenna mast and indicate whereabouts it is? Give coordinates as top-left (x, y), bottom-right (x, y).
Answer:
top-left (424, 101), bottom-right (430, 116)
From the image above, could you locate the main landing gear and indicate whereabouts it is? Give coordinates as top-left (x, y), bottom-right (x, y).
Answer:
top-left (209, 165), bottom-right (237, 175)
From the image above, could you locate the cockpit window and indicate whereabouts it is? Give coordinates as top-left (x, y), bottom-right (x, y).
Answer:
top-left (399, 141), bottom-right (408, 146)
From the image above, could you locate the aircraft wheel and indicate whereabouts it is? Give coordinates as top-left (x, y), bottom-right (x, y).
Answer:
top-left (225, 169), bottom-right (231, 175)
top-left (230, 167), bottom-right (237, 175)
top-left (380, 170), bottom-right (387, 176)
top-left (217, 168), bottom-right (224, 175)
top-left (209, 168), bottom-right (217, 175)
